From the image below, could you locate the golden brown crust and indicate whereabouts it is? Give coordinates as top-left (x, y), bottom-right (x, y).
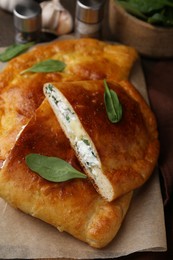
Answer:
top-left (0, 38), bottom-right (137, 162)
top-left (0, 99), bottom-right (132, 248)
top-left (47, 80), bottom-right (159, 200)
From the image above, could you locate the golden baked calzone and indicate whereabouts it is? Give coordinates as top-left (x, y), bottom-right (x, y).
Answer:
top-left (0, 96), bottom-right (132, 249)
top-left (43, 80), bottom-right (159, 201)
top-left (0, 79), bottom-right (159, 247)
top-left (0, 39), bottom-right (159, 248)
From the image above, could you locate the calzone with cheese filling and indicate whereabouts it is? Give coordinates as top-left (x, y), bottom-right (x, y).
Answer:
top-left (43, 80), bottom-right (159, 201)
top-left (0, 79), bottom-right (159, 247)
top-left (0, 96), bottom-right (132, 249)
top-left (0, 39), bottom-right (159, 248)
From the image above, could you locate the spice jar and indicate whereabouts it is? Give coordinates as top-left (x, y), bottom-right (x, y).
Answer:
top-left (13, 0), bottom-right (42, 44)
top-left (75, 0), bottom-right (105, 39)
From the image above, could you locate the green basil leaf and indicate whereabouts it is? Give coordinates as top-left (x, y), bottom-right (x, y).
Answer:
top-left (0, 42), bottom-right (35, 62)
top-left (148, 7), bottom-right (173, 26)
top-left (104, 79), bottom-right (122, 123)
top-left (117, 1), bottom-right (147, 20)
top-left (148, 12), bottom-right (165, 25)
top-left (21, 59), bottom-right (66, 74)
top-left (25, 153), bottom-right (87, 182)
top-left (128, 0), bottom-right (165, 14)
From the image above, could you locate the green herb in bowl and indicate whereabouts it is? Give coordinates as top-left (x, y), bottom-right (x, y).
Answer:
top-left (116, 0), bottom-right (173, 26)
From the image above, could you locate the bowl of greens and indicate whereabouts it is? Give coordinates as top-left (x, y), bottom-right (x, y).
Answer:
top-left (109, 0), bottom-right (173, 57)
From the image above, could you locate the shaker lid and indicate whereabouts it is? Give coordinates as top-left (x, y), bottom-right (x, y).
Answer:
top-left (76, 0), bottom-right (105, 24)
top-left (13, 0), bottom-right (41, 32)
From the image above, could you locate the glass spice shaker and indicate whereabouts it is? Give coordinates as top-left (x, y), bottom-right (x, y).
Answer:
top-left (75, 0), bottom-right (105, 39)
top-left (13, 0), bottom-right (42, 44)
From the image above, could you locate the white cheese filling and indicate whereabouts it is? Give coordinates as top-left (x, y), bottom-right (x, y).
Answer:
top-left (44, 83), bottom-right (114, 201)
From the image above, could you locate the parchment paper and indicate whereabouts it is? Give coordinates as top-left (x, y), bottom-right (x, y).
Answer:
top-left (0, 45), bottom-right (167, 259)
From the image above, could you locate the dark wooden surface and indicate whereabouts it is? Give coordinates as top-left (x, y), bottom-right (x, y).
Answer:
top-left (0, 0), bottom-right (173, 259)
top-left (0, 9), bottom-right (15, 46)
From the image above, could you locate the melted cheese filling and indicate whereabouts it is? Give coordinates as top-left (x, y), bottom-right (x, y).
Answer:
top-left (44, 83), bottom-right (114, 201)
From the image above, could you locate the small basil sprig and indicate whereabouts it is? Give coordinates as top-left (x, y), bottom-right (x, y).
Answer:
top-left (21, 59), bottom-right (66, 74)
top-left (25, 154), bottom-right (87, 182)
top-left (0, 42), bottom-right (35, 62)
top-left (104, 79), bottom-right (122, 123)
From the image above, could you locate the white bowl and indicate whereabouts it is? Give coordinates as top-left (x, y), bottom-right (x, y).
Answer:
top-left (108, 0), bottom-right (173, 58)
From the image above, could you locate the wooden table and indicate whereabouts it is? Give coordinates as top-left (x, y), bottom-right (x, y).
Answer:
top-left (0, 1), bottom-right (172, 259)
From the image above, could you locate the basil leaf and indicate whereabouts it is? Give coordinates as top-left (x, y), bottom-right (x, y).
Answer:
top-left (0, 42), bottom-right (35, 62)
top-left (21, 59), bottom-right (66, 74)
top-left (148, 7), bottom-right (173, 26)
top-left (148, 12), bottom-right (165, 25)
top-left (104, 80), bottom-right (122, 123)
top-left (25, 153), bottom-right (87, 182)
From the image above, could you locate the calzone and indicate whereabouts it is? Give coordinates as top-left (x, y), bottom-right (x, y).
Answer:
top-left (0, 79), bottom-right (159, 248)
top-left (0, 96), bottom-right (132, 249)
top-left (0, 39), bottom-right (159, 248)
top-left (43, 80), bottom-right (159, 201)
